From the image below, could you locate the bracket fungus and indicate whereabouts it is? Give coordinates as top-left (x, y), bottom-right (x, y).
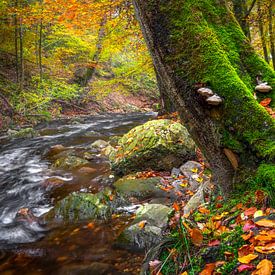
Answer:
top-left (197, 87), bottom-right (214, 97)
top-left (255, 83), bottom-right (272, 93)
top-left (206, 94), bottom-right (223, 106)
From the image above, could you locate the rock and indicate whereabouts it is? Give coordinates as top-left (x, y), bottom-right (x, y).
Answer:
top-left (101, 145), bottom-right (115, 158)
top-left (197, 88), bottom-right (214, 97)
top-left (184, 179), bottom-right (212, 215)
top-left (57, 262), bottom-right (115, 275)
top-left (117, 204), bottom-right (171, 250)
top-left (45, 188), bottom-right (114, 222)
top-left (46, 145), bottom-right (67, 157)
top-left (114, 176), bottom-right (166, 200)
top-left (206, 94), bottom-right (223, 106)
top-left (171, 167), bottom-right (181, 178)
top-left (90, 140), bottom-right (109, 149)
top-left (52, 155), bottom-right (89, 169)
top-left (110, 119), bottom-right (195, 175)
top-left (78, 167), bottom-right (97, 174)
top-left (180, 161), bottom-right (203, 178)
top-left (255, 83), bottom-right (272, 93)
top-left (7, 127), bottom-right (38, 139)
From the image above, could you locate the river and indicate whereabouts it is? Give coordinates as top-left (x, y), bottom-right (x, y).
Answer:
top-left (0, 112), bottom-right (156, 274)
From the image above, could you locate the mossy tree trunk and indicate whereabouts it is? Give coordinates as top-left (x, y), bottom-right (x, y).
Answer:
top-left (133, 0), bottom-right (275, 195)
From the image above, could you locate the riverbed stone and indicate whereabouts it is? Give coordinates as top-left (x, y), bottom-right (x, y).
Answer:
top-left (52, 155), bottom-right (89, 169)
top-left (90, 139), bottom-right (109, 149)
top-left (117, 204), bottom-right (171, 250)
top-left (45, 188), bottom-right (114, 222)
top-left (110, 119), bottom-right (195, 175)
top-left (114, 176), bottom-right (165, 200)
top-left (179, 161), bottom-right (203, 178)
top-left (7, 127), bottom-right (38, 139)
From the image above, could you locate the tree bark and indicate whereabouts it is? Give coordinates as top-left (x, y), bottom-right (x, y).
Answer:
top-left (14, 0), bottom-right (19, 83)
top-left (132, 0), bottom-right (275, 195)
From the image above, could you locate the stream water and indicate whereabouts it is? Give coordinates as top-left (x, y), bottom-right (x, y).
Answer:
top-left (0, 112), bottom-right (157, 274)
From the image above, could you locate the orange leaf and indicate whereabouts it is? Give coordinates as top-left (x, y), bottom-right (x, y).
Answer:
top-left (241, 231), bottom-right (254, 241)
top-left (190, 228), bottom-right (203, 246)
top-left (238, 244), bottom-right (255, 257)
top-left (138, 220), bottom-right (147, 229)
top-left (252, 259), bottom-right (273, 275)
top-left (198, 207), bottom-right (210, 215)
top-left (244, 207), bottom-right (258, 216)
top-left (260, 98), bottom-right (272, 107)
top-left (173, 202), bottom-right (180, 212)
top-left (87, 222), bottom-right (95, 229)
top-left (238, 254), bottom-right (258, 264)
top-left (208, 240), bottom-right (220, 247)
top-left (255, 219), bottom-right (275, 228)
top-left (199, 263), bottom-right (216, 275)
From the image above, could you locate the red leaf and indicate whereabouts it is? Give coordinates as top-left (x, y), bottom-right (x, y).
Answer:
top-left (237, 264), bottom-right (255, 272)
top-left (208, 240), bottom-right (220, 247)
top-left (260, 98), bottom-right (272, 107)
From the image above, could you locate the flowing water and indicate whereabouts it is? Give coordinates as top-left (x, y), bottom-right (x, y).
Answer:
top-left (0, 112), bottom-right (157, 274)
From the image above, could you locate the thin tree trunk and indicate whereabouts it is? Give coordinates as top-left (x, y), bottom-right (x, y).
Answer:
top-left (232, 0), bottom-right (251, 40)
top-left (19, 18), bottom-right (24, 90)
top-left (268, 1), bottom-right (275, 70)
top-left (133, 0), bottom-right (275, 195)
top-left (258, 2), bottom-right (270, 64)
top-left (76, 15), bottom-right (107, 87)
top-left (38, 20), bottom-right (43, 81)
top-left (14, 0), bottom-right (19, 83)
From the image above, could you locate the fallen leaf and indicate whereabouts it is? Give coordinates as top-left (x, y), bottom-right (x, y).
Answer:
top-left (180, 272), bottom-right (188, 275)
top-left (242, 230), bottom-right (254, 241)
top-left (254, 210), bottom-right (264, 219)
top-left (243, 220), bottom-right (256, 232)
top-left (252, 259), bottom-right (273, 275)
top-left (255, 219), bottom-right (275, 228)
top-left (87, 222), bottom-right (95, 229)
top-left (238, 254), bottom-right (258, 264)
top-left (260, 98), bottom-right (272, 107)
top-left (199, 263), bottom-right (216, 275)
top-left (198, 207), bottom-right (210, 215)
top-left (244, 207), bottom-right (258, 216)
top-left (208, 240), bottom-right (220, 247)
top-left (238, 244), bottom-right (255, 257)
top-left (138, 220), bottom-right (147, 229)
top-left (190, 228), bottom-right (203, 246)
top-left (255, 190), bottom-right (265, 204)
top-left (223, 148), bottom-right (238, 170)
top-left (173, 202), bottom-right (180, 212)
top-left (237, 264), bottom-right (255, 273)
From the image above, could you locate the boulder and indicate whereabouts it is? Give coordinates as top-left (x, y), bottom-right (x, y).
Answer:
top-left (45, 188), bottom-right (114, 222)
top-left (52, 155), bottom-right (89, 169)
top-left (110, 119), bottom-right (195, 175)
top-left (90, 140), bottom-right (109, 149)
top-left (114, 176), bottom-right (166, 200)
top-left (117, 204), bottom-right (171, 250)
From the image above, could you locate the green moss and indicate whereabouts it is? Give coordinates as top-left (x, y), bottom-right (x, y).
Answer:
top-left (157, 0), bottom-right (275, 161)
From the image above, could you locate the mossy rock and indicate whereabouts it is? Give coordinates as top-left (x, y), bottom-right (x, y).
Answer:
top-left (110, 119), bottom-right (195, 175)
top-left (52, 155), bottom-right (89, 169)
top-left (45, 188), bottom-right (114, 222)
top-left (114, 176), bottom-right (167, 200)
top-left (7, 127), bottom-right (38, 139)
top-left (117, 204), bottom-right (172, 250)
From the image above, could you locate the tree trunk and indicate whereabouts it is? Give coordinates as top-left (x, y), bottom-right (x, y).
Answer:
top-left (258, 2), bottom-right (270, 64)
top-left (76, 15), bottom-right (107, 87)
top-left (232, 0), bottom-right (251, 40)
top-left (156, 70), bottom-right (175, 114)
top-left (38, 19), bottom-right (43, 81)
top-left (14, 0), bottom-right (19, 83)
top-left (133, 0), bottom-right (275, 195)
top-left (19, 18), bottom-right (24, 90)
top-left (268, 1), bottom-right (275, 70)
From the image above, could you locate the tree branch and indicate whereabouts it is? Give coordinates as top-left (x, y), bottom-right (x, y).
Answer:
top-left (245, 0), bottom-right (257, 19)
